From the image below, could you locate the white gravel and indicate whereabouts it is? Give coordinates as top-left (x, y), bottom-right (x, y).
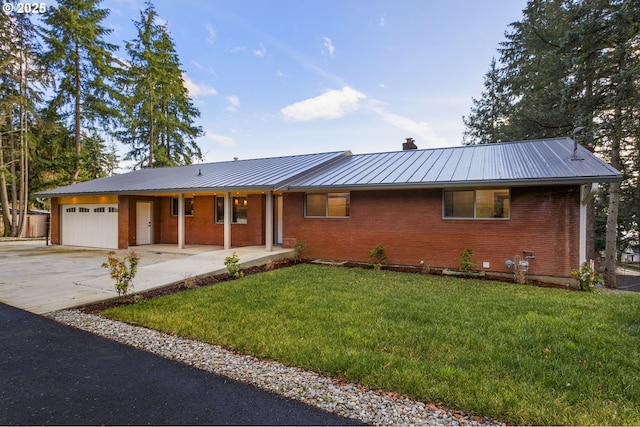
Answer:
top-left (47, 309), bottom-right (506, 426)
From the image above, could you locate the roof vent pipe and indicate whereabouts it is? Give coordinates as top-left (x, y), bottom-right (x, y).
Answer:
top-left (403, 138), bottom-right (418, 150)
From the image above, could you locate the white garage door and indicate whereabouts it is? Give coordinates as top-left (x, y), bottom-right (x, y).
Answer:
top-left (61, 204), bottom-right (119, 249)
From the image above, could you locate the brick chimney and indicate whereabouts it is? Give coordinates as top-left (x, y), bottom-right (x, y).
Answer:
top-left (402, 138), bottom-right (417, 150)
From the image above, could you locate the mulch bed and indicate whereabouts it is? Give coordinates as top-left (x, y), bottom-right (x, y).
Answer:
top-left (78, 258), bottom-right (298, 314)
top-left (78, 258), bottom-right (587, 315)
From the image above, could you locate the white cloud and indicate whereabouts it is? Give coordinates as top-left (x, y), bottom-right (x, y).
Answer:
top-left (253, 43), bottom-right (267, 57)
top-left (206, 132), bottom-right (236, 147)
top-left (230, 46), bottom-right (247, 54)
top-left (378, 17), bottom-right (386, 28)
top-left (226, 95), bottom-right (240, 112)
top-left (366, 100), bottom-right (449, 148)
top-left (323, 37), bottom-right (335, 57)
top-left (206, 23), bottom-right (216, 45)
top-left (281, 87), bottom-right (366, 122)
top-left (183, 74), bottom-right (218, 98)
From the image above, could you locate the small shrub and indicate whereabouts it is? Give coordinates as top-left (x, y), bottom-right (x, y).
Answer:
top-left (224, 252), bottom-right (244, 278)
top-left (368, 244), bottom-right (387, 271)
top-left (459, 249), bottom-right (476, 272)
top-left (102, 250), bottom-right (140, 297)
top-left (183, 274), bottom-right (196, 289)
top-left (293, 241), bottom-right (305, 263)
top-left (571, 261), bottom-right (603, 292)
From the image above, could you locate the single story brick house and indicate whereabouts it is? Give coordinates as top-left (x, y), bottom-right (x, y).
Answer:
top-left (36, 138), bottom-right (621, 283)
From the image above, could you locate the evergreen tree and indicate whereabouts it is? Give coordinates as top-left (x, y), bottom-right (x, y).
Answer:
top-left (462, 58), bottom-right (512, 145)
top-left (41, 0), bottom-right (121, 184)
top-left (0, 7), bottom-right (47, 236)
top-left (462, 0), bottom-right (640, 287)
top-left (119, 1), bottom-right (203, 169)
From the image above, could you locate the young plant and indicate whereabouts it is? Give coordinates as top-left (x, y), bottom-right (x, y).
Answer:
top-left (368, 244), bottom-right (387, 271)
top-left (102, 250), bottom-right (140, 297)
top-left (293, 241), bottom-right (306, 263)
top-left (459, 248), bottom-right (476, 273)
top-left (571, 261), bottom-right (603, 292)
top-left (224, 252), bottom-right (244, 278)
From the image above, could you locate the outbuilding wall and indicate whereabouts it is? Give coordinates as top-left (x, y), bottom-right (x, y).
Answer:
top-left (282, 185), bottom-right (581, 278)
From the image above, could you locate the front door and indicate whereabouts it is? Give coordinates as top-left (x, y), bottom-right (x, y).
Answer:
top-left (136, 202), bottom-right (152, 245)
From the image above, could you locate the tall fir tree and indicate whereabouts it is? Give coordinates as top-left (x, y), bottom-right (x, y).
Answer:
top-left (462, 57), bottom-right (512, 145)
top-left (119, 1), bottom-right (203, 169)
top-left (0, 7), bottom-right (47, 236)
top-left (41, 0), bottom-right (121, 184)
top-left (462, 0), bottom-right (640, 287)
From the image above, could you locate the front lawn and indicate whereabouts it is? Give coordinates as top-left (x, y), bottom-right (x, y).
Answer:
top-left (102, 264), bottom-right (640, 425)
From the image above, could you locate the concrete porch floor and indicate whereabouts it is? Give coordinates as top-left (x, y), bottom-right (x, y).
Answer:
top-left (0, 241), bottom-right (293, 314)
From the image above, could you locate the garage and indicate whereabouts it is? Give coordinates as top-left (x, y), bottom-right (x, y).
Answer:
top-left (61, 204), bottom-right (119, 249)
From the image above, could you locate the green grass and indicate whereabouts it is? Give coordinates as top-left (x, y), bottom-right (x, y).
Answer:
top-left (102, 264), bottom-right (640, 425)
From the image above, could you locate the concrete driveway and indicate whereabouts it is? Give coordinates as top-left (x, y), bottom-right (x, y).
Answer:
top-left (0, 241), bottom-right (292, 314)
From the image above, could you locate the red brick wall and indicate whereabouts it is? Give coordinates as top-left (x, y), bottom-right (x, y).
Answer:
top-left (282, 186), bottom-right (581, 278)
top-left (157, 194), bottom-right (265, 246)
top-left (117, 196), bottom-right (130, 249)
top-left (50, 197), bottom-right (60, 244)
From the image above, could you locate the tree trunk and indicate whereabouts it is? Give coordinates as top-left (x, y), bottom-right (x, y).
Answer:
top-left (0, 128), bottom-right (12, 236)
top-left (70, 38), bottom-right (81, 185)
top-left (604, 181), bottom-right (620, 288)
top-left (9, 112), bottom-right (18, 236)
top-left (148, 77), bottom-right (154, 167)
top-left (17, 46), bottom-right (28, 238)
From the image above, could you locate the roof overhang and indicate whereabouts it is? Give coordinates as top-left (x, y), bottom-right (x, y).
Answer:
top-left (285, 175), bottom-right (623, 192)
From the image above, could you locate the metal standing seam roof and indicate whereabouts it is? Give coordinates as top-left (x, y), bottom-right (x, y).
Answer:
top-left (35, 151), bottom-right (351, 197)
top-left (283, 138), bottom-right (622, 191)
top-left (36, 138), bottom-right (622, 198)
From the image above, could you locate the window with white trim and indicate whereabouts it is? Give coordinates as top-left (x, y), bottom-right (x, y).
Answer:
top-left (443, 189), bottom-right (510, 219)
top-left (305, 192), bottom-right (350, 218)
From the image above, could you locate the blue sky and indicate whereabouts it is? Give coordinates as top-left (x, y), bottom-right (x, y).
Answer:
top-left (106, 0), bottom-right (527, 163)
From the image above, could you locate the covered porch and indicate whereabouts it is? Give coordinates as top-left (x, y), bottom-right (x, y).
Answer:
top-left (117, 190), bottom-right (285, 252)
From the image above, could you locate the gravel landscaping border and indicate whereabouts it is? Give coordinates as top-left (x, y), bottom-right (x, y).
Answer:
top-left (47, 310), bottom-right (506, 426)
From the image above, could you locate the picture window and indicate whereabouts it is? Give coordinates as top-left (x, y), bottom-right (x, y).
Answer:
top-left (305, 192), bottom-right (350, 218)
top-left (443, 189), bottom-right (510, 219)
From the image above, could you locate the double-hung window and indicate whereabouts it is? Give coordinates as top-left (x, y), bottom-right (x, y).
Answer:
top-left (443, 189), bottom-right (510, 219)
top-left (305, 192), bottom-right (350, 218)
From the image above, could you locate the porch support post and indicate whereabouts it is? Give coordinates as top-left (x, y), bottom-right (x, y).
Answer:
top-left (177, 193), bottom-right (185, 249)
top-left (224, 192), bottom-right (231, 249)
top-left (265, 191), bottom-right (273, 252)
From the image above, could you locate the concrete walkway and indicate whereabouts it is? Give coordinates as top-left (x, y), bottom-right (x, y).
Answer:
top-left (0, 242), bottom-right (293, 314)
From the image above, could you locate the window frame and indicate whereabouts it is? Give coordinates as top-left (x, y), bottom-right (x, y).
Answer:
top-left (304, 192), bottom-right (350, 218)
top-left (215, 196), bottom-right (248, 224)
top-left (442, 188), bottom-right (510, 220)
top-left (171, 197), bottom-right (194, 217)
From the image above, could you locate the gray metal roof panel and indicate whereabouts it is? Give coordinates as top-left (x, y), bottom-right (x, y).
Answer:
top-left (37, 138), bottom-right (622, 197)
top-left (285, 138), bottom-right (622, 190)
top-left (36, 151), bottom-right (349, 197)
